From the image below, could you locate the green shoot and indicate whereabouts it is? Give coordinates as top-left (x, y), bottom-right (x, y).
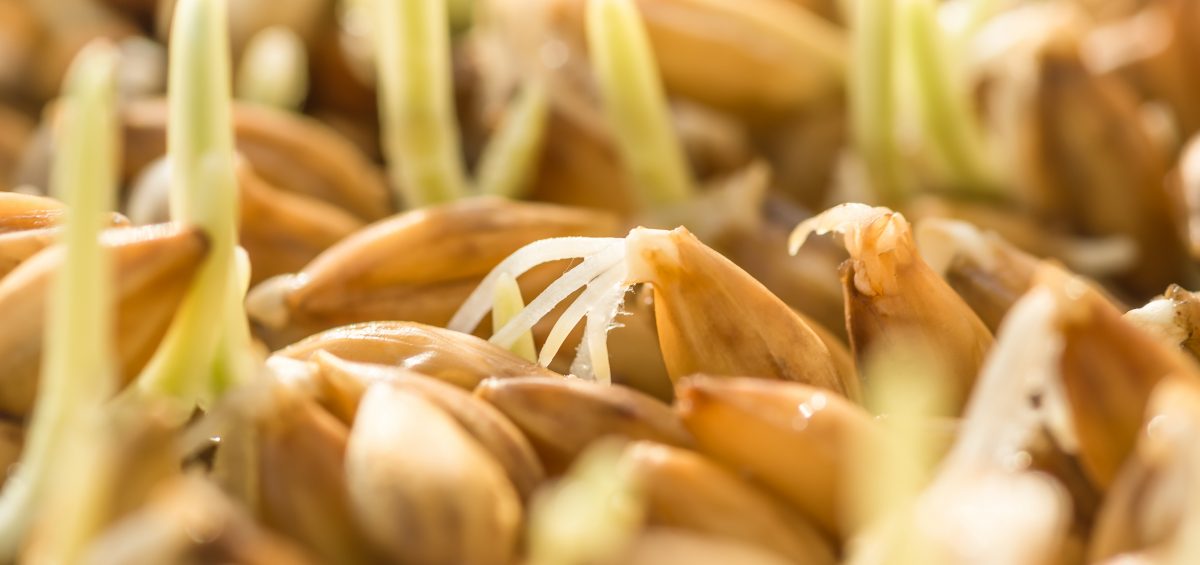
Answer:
top-left (0, 41), bottom-right (120, 559)
top-left (491, 272), bottom-right (537, 362)
top-left (587, 0), bottom-right (694, 207)
top-left (903, 0), bottom-right (999, 194)
top-left (845, 341), bottom-right (948, 564)
top-left (375, 0), bottom-right (470, 207)
top-left (134, 0), bottom-right (248, 416)
top-left (476, 80), bottom-right (550, 199)
top-left (850, 0), bottom-right (904, 205)
top-left (237, 25), bottom-right (309, 111)
top-left (208, 247), bottom-right (258, 403)
top-left (525, 441), bottom-right (643, 565)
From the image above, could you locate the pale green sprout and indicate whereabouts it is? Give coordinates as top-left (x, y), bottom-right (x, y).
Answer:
top-left (0, 41), bottom-right (120, 560)
top-left (903, 0), bottom-right (999, 194)
top-left (587, 0), bottom-right (695, 207)
top-left (375, 0), bottom-right (470, 207)
top-left (210, 247), bottom-right (257, 397)
top-left (492, 272), bottom-right (538, 362)
top-left (850, 0), bottom-right (904, 205)
top-left (851, 289), bottom-right (1073, 564)
top-left (134, 0), bottom-right (252, 415)
top-left (237, 25), bottom-right (310, 111)
top-left (525, 441), bottom-right (644, 565)
top-left (476, 80), bottom-right (550, 199)
top-left (368, 0), bottom-right (550, 208)
top-left (845, 342), bottom-right (948, 565)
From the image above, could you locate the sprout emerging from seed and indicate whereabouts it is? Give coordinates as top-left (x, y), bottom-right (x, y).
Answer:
top-left (372, 0), bottom-right (550, 207)
top-left (491, 272), bottom-right (538, 362)
top-left (848, 282), bottom-right (1074, 564)
top-left (587, 0), bottom-right (694, 206)
top-left (450, 234), bottom-right (629, 383)
top-left (374, 0), bottom-right (469, 206)
top-left (132, 0), bottom-right (253, 415)
top-left (476, 80), bottom-right (551, 200)
top-left (901, 0), bottom-right (998, 193)
top-left (452, 226), bottom-right (852, 395)
top-left (525, 440), bottom-right (645, 565)
top-left (0, 40), bottom-right (120, 560)
top-left (849, 0), bottom-right (902, 203)
top-left (791, 203), bottom-right (994, 411)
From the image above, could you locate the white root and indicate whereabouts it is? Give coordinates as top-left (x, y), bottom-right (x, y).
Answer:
top-left (575, 262), bottom-right (630, 384)
top-left (489, 242), bottom-right (625, 348)
top-left (448, 235), bottom-right (637, 382)
top-left (448, 237), bottom-right (622, 333)
top-left (538, 263), bottom-right (629, 367)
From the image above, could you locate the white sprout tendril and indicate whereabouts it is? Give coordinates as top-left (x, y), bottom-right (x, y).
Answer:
top-left (449, 236), bottom-right (635, 384)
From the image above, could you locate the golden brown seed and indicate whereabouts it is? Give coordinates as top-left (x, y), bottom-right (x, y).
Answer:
top-left (669, 101), bottom-right (754, 181)
top-left (347, 383), bottom-right (522, 565)
top-left (524, 107), bottom-right (638, 216)
top-left (252, 388), bottom-right (379, 565)
top-left (276, 321), bottom-right (562, 390)
top-left (718, 217), bottom-right (850, 344)
top-left (626, 226), bottom-right (853, 398)
top-left (1021, 41), bottom-right (1195, 294)
top-left (0, 192), bottom-right (66, 233)
top-left (237, 164), bottom-right (364, 284)
top-left (102, 403), bottom-right (189, 523)
top-left (311, 352), bottom-right (547, 501)
top-left (0, 228), bottom-right (60, 281)
top-left (119, 98), bottom-right (392, 220)
top-left (916, 217), bottom-right (1042, 332)
top-left (247, 197), bottom-right (620, 347)
top-left (545, 0), bottom-right (845, 118)
top-left (643, 161), bottom-right (850, 347)
top-left (0, 419), bottom-right (21, 488)
top-left (754, 97), bottom-right (848, 212)
top-left (0, 94), bottom-right (35, 185)
top-left (0, 224), bottom-right (206, 418)
top-left (16, 96), bottom-right (390, 221)
top-left (792, 205), bottom-right (994, 412)
top-left (1039, 265), bottom-right (1200, 489)
top-left (122, 156), bottom-right (364, 285)
top-left (475, 375), bottom-right (694, 474)
top-left (1090, 378), bottom-right (1200, 561)
top-left (0, 193), bottom-right (128, 280)
top-left (802, 308), bottom-right (859, 401)
top-left (1086, 0), bottom-right (1200, 140)
top-left (675, 375), bottom-right (882, 539)
top-left (619, 441), bottom-right (836, 564)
